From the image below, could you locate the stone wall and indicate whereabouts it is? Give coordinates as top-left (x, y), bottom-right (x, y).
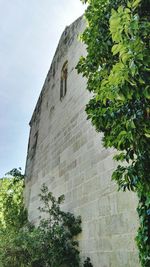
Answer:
top-left (25, 16), bottom-right (140, 267)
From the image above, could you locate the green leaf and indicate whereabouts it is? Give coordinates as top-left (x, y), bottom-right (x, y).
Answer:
top-left (132, 0), bottom-right (141, 9)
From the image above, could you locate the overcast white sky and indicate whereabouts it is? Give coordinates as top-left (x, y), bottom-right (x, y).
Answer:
top-left (0, 0), bottom-right (86, 177)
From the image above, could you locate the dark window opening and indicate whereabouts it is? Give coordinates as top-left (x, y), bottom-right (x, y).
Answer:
top-left (29, 131), bottom-right (38, 159)
top-left (60, 61), bottom-right (68, 100)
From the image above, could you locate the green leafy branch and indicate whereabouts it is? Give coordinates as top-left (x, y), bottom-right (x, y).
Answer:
top-left (77, 0), bottom-right (150, 266)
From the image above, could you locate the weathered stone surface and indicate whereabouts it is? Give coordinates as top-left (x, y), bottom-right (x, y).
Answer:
top-left (25, 16), bottom-right (140, 267)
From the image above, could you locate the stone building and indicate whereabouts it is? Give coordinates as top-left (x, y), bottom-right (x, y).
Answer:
top-left (25, 16), bottom-right (140, 267)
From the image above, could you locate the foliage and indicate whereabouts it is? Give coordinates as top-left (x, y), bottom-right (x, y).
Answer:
top-left (77, 0), bottom-right (150, 266)
top-left (0, 168), bottom-right (27, 230)
top-left (83, 257), bottom-right (93, 267)
top-left (0, 181), bottom-right (93, 267)
top-left (0, 169), bottom-right (27, 266)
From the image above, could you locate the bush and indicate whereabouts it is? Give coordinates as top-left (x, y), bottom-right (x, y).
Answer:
top-left (0, 181), bottom-right (93, 267)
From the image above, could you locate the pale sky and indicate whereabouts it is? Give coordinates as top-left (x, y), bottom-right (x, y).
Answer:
top-left (0, 0), bottom-right (86, 177)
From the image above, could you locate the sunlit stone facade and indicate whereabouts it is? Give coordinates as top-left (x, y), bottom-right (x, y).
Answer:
top-left (25, 16), bottom-right (140, 267)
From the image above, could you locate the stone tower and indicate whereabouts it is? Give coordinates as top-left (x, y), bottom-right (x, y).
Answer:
top-left (25, 16), bottom-right (140, 267)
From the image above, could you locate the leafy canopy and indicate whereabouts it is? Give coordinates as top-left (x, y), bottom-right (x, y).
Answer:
top-left (0, 168), bottom-right (27, 230)
top-left (77, 0), bottom-right (150, 266)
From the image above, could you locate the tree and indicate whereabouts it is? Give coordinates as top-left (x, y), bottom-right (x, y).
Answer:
top-left (0, 168), bottom-right (27, 230)
top-left (0, 169), bottom-right (27, 265)
top-left (77, 0), bottom-right (150, 266)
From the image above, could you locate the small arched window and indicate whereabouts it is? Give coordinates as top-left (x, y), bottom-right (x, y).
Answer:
top-left (60, 61), bottom-right (68, 100)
